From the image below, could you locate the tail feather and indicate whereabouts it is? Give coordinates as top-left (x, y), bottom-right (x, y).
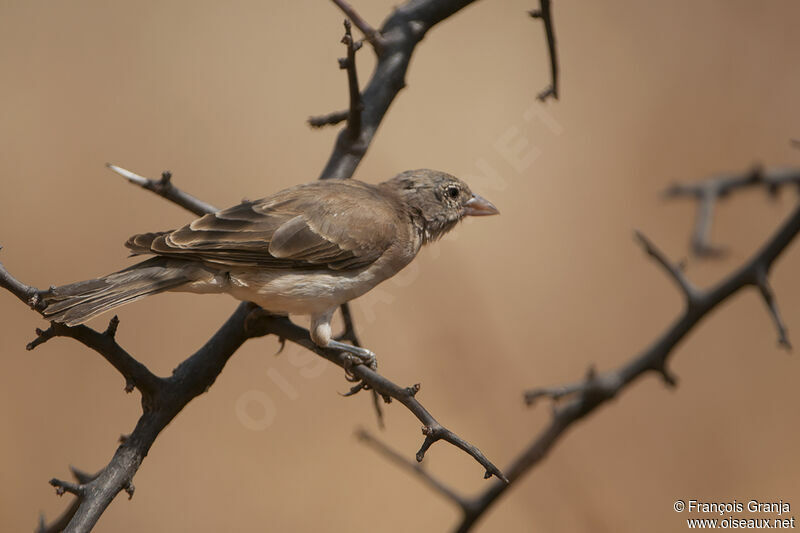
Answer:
top-left (42, 257), bottom-right (190, 326)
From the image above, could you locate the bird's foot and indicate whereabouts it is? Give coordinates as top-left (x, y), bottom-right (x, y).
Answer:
top-left (327, 339), bottom-right (378, 372)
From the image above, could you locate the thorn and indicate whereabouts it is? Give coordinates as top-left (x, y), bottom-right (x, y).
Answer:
top-left (50, 478), bottom-right (82, 497)
top-left (106, 163), bottom-right (149, 186)
top-left (274, 337), bottom-right (286, 356)
top-left (405, 383), bottom-right (421, 397)
top-left (658, 363), bottom-right (679, 387)
top-left (747, 164), bottom-right (764, 183)
top-left (105, 315), bottom-right (119, 339)
top-left (124, 481), bottom-right (135, 499)
top-left (124, 378), bottom-right (135, 393)
top-left (416, 429), bottom-right (435, 462)
top-left (119, 433), bottom-right (130, 444)
top-left (27, 326), bottom-right (54, 351)
top-left (369, 391), bottom-right (385, 430)
top-left (341, 382), bottom-right (367, 397)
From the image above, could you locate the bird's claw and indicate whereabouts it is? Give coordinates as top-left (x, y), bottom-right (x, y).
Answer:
top-left (326, 339), bottom-right (378, 371)
top-left (342, 350), bottom-right (377, 372)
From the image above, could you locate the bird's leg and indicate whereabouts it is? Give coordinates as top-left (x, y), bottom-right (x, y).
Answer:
top-left (311, 309), bottom-right (377, 370)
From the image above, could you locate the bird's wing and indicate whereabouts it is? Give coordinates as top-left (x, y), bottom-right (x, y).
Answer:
top-left (125, 181), bottom-right (402, 271)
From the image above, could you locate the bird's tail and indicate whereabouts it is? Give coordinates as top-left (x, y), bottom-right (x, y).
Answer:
top-left (41, 257), bottom-right (190, 326)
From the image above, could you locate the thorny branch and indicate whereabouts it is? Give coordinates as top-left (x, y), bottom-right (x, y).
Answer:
top-left (315, 0), bottom-right (481, 180)
top-left (529, 0), bottom-right (559, 101)
top-left (357, 167), bottom-right (800, 532)
top-left (4, 163), bottom-right (504, 532)
top-left (35, 468), bottom-right (98, 533)
top-left (664, 166), bottom-right (800, 257)
top-left (339, 20), bottom-right (364, 142)
top-left (106, 164), bottom-right (217, 217)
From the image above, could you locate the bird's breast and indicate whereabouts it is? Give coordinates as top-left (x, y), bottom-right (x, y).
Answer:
top-left (224, 259), bottom-right (406, 316)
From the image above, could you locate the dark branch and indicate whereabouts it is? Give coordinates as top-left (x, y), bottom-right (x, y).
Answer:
top-left (309, 20), bottom-right (365, 139)
top-left (308, 109), bottom-right (348, 128)
top-left (0, 257), bottom-right (162, 396)
top-left (0, 247), bottom-right (41, 309)
top-left (318, 0), bottom-right (480, 180)
top-left (340, 20), bottom-right (364, 141)
top-left (26, 319), bottom-right (163, 396)
top-left (664, 166), bottom-right (800, 257)
top-left (529, 0), bottom-right (559, 101)
top-left (331, 0), bottom-right (386, 53)
top-left (245, 309), bottom-right (507, 482)
top-left (106, 164), bottom-right (218, 217)
top-left (37, 468), bottom-right (98, 533)
top-left (633, 230), bottom-right (698, 304)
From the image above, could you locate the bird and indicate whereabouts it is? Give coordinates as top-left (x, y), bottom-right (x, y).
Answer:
top-left (41, 169), bottom-right (499, 362)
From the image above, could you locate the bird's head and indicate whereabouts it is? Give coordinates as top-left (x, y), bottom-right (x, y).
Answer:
top-left (382, 169), bottom-right (499, 243)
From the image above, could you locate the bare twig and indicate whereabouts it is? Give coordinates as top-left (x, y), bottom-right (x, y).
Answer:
top-left (247, 309), bottom-right (507, 482)
top-left (529, 0), bottom-right (559, 101)
top-left (309, 19), bottom-right (365, 139)
top-left (317, 0), bottom-right (481, 180)
top-left (0, 247), bottom-right (41, 308)
top-left (308, 109), bottom-right (348, 128)
top-left (106, 164), bottom-right (217, 217)
top-left (0, 260), bottom-right (162, 397)
top-left (340, 20), bottom-right (364, 141)
top-left (358, 168), bottom-right (800, 532)
top-left (664, 166), bottom-right (800, 257)
top-left (37, 468), bottom-right (97, 533)
top-left (331, 0), bottom-right (386, 53)
top-left (633, 230), bottom-right (698, 304)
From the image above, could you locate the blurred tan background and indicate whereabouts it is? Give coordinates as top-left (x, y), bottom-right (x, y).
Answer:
top-left (2, 0), bottom-right (800, 531)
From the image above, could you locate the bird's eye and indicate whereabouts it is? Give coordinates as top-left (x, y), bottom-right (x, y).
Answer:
top-left (445, 185), bottom-right (460, 199)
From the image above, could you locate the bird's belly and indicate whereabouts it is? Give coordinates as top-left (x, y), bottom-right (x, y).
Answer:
top-left (224, 268), bottom-right (383, 315)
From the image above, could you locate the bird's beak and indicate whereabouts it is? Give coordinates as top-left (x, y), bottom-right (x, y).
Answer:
top-left (464, 194), bottom-right (499, 216)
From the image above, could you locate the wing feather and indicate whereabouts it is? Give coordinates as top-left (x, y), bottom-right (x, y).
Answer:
top-left (124, 180), bottom-right (403, 272)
